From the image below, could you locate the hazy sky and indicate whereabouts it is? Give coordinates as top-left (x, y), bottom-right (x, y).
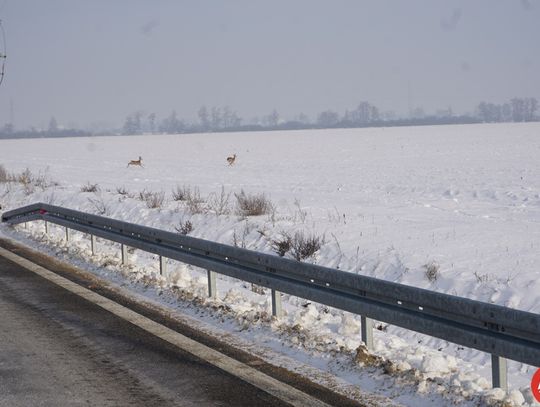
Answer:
top-left (0, 0), bottom-right (539, 129)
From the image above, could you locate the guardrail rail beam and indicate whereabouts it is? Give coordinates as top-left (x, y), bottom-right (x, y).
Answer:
top-left (2, 202), bottom-right (539, 390)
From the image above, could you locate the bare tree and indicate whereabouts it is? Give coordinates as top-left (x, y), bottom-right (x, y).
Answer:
top-left (123, 111), bottom-right (143, 135)
top-left (48, 116), bottom-right (58, 132)
top-left (346, 101), bottom-right (380, 125)
top-left (198, 105), bottom-right (210, 130)
top-left (211, 106), bottom-right (222, 130)
top-left (159, 110), bottom-right (184, 134)
top-left (148, 113), bottom-right (156, 133)
top-left (525, 97), bottom-right (538, 121)
top-left (317, 110), bottom-right (339, 127)
top-left (265, 109), bottom-right (279, 127)
top-left (511, 98), bottom-right (526, 122)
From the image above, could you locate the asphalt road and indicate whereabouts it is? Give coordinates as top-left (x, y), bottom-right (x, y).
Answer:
top-left (0, 253), bottom-right (293, 407)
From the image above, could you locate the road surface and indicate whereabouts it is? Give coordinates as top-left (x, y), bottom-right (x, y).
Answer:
top-left (0, 251), bottom-right (297, 406)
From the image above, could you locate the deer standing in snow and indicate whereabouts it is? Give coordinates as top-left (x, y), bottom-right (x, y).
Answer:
top-left (127, 156), bottom-right (143, 168)
top-left (226, 154), bottom-right (236, 166)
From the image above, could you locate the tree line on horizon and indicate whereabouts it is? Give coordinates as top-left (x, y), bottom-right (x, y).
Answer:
top-left (122, 96), bottom-right (540, 135)
top-left (0, 97), bottom-right (538, 139)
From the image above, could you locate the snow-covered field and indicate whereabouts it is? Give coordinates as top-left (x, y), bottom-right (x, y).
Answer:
top-left (1, 123), bottom-right (539, 406)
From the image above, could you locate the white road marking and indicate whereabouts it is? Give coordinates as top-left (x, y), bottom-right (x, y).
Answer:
top-left (0, 246), bottom-right (332, 407)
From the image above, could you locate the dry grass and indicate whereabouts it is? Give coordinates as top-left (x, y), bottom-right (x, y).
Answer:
top-left (88, 194), bottom-right (109, 215)
top-left (16, 168), bottom-right (32, 185)
top-left (175, 219), bottom-right (194, 235)
top-left (0, 164), bottom-right (7, 182)
top-left (271, 231), bottom-right (323, 260)
top-left (185, 187), bottom-right (206, 214)
top-left (139, 189), bottom-right (165, 209)
top-left (207, 186), bottom-right (231, 215)
top-left (271, 233), bottom-right (293, 257)
top-left (290, 231), bottom-right (324, 261)
top-left (172, 185), bottom-right (193, 201)
top-left (235, 190), bottom-right (273, 217)
top-left (424, 261), bottom-right (440, 282)
top-left (81, 182), bottom-right (99, 193)
top-left (0, 167), bottom-right (53, 195)
top-left (116, 186), bottom-right (129, 195)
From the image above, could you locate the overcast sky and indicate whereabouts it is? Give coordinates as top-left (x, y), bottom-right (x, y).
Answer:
top-left (0, 0), bottom-right (539, 129)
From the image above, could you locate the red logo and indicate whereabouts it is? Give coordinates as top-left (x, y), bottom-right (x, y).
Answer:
top-left (532, 368), bottom-right (540, 403)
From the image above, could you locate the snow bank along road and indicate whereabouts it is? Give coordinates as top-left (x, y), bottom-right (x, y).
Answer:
top-left (0, 239), bottom-right (359, 407)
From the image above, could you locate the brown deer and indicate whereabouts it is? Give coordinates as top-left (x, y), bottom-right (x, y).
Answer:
top-left (226, 154), bottom-right (236, 166)
top-left (127, 156), bottom-right (143, 168)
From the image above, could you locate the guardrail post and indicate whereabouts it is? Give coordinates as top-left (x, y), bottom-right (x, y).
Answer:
top-left (44, 220), bottom-right (49, 235)
top-left (361, 316), bottom-right (374, 350)
top-left (207, 270), bottom-right (217, 298)
top-left (491, 355), bottom-right (507, 390)
top-left (271, 289), bottom-right (282, 318)
top-left (65, 227), bottom-right (70, 242)
top-left (121, 244), bottom-right (128, 265)
top-left (159, 256), bottom-right (167, 276)
top-left (90, 234), bottom-right (97, 255)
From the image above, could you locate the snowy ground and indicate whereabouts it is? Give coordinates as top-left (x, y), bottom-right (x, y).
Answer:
top-left (1, 122), bottom-right (539, 406)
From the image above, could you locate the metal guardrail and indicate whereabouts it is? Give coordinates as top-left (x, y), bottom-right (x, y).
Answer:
top-left (2, 203), bottom-right (539, 390)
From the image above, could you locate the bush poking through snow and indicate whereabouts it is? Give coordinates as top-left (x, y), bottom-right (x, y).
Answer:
top-left (0, 164), bottom-right (7, 182)
top-left (139, 189), bottom-right (165, 209)
top-left (87, 194), bottom-right (109, 215)
top-left (172, 185), bottom-right (193, 201)
top-left (172, 185), bottom-right (206, 214)
top-left (235, 190), bottom-right (273, 217)
top-left (232, 227), bottom-right (248, 249)
top-left (184, 187), bottom-right (206, 214)
top-left (4, 167), bottom-right (51, 195)
top-left (81, 182), bottom-right (99, 193)
top-left (271, 233), bottom-right (292, 257)
top-left (290, 231), bottom-right (324, 261)
top-left (116, 186), bottom-right (129, 196)
top-left (175, 219), bottom-right (193, 235)
top-left (424, 261), bottom-right (440, 282)
top-left (473, 270), bottom-right (489, 283)
top-left (0, 166), bottom-right (54, 191)
top-left (207, 186), bottom-right (231, 216)
top-left (294, 198), bottom-right (308, 223)
top-left (17, 168), bottom-right (32, 185)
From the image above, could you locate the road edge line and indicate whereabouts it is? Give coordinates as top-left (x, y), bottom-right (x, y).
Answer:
top-left (0, 246), bottom-right (332, 407)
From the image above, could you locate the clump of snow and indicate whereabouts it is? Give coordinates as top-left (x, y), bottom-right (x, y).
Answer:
top-left (338, 314), bottom-right (360, 336)
top-left (166, 263), bottom-right (191, 289)
top-left (420, 354), bottom-right (455, 378)
top-left (506, 390), bottom-right (526, 406)
top-left (519, 386), bottom-right (536, 405)
top-left (484, 387), bottom-right (507, 403)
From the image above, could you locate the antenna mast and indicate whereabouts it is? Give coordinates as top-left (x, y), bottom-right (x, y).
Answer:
top-left (0, 18), bottom-right (6, 87)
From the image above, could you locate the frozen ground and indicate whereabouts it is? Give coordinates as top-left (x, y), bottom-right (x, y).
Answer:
top-left (1, 122), bottom-right (539, 406)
